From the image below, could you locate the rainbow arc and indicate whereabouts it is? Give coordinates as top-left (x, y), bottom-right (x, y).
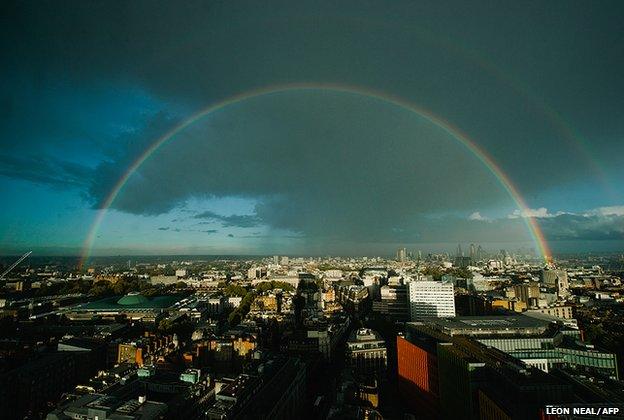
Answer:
top-left (80, 83), bottom-right (552, 267)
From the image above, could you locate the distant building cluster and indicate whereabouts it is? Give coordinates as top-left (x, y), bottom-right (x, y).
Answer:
top-left (0, 250), bottom-right (622, 419)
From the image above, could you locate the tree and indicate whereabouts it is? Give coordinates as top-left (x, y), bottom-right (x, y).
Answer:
top-left (228, 311), bottom-right (242, 326)
top-left (227, 290), bottom-right (256, 327)
top-left (422, 266), bottom-right (443, 281)
top-left (448, 267), bottom-right (473, 279)
top-left (91, 280), bottom-right (113, 297)
top-left (255, 281), bottom-right (294, 293)
top-left (113, 279), bottom-right (129, 295)
top-left (272, 281), bottom-right (294, 292)
top-left (225, 284), bottom-right (248, 297)
top-left (158, 318), bottom-right (174, 334)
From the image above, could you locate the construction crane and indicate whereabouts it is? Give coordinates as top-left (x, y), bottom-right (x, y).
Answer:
top-left (0, 251), bottom-right (32, 280)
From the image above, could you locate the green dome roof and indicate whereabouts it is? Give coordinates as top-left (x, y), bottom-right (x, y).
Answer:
top-left (117, 293), bottom-right (150, 306)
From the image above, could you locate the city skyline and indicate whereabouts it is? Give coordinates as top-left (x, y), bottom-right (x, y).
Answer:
top-left (3, 3), bottom-right (624, 419)
top-left (2, 1), bottom-right (624, 257)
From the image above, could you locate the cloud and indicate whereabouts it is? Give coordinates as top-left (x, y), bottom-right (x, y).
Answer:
top-left (469, 212), bottom-right (488, 221)
top-left (4, 0), bottom-right (623, 203)
top-left (157, 226), bottom-right (218, 234)
top-left (3, 2), bottom-right (623, 253)
top-left (583, 206), bottom-right (624, 217)
top-left (86, 112), bottom-right (182, 213)
top-left (539, 213), bottom-right (624, 241)
top-left (194, 210), bottom-right (261, 228)
top-left (0, 154), bottom-right (93, 188)
top-left (503, 207), bottom-right (623, 241)
top-left (507, 207), bottom-right (554, 219)
top-left (471, 206), bottom-right (624, 242)
top-left (74, 93), bottom-right (624, 251)
top-left (80, 92), bottom-right (525, 247)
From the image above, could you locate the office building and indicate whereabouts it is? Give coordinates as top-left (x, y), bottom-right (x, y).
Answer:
top-left (398, 322), bottom-right (574, 419)
top-left (417, 315), bottom-right (619, 379)
top-left (247, 266), bottom-right (267, 279)
top-left (47, 394), bottom-right (167, 420)
top-left (408, 281), bottom-right (455, 319)
top-left (397, 333), bottom-right (440, 418)
top-left (346, 328), bottom-right (387, 379)
top-left (455, 294), bottom-right (492, 316)
top-left (397, 247), bottom-right (408, 263)
top-left (372, 284), bottom-right (409, 321)
top-left (206, 357), bottom-right (306, 420)
top-left (526, 305), bottom-right (574, 319)
top-left (541, 269), bottom-right (570, 297)
top-left (512, 282), bottom-right (540, 304)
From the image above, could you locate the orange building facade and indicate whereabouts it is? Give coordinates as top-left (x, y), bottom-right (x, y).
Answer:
top-left (396, 335), bottom-right (440, 418)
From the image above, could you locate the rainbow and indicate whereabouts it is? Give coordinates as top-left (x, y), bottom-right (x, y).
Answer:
top-left (79, 83), bottom-right (552, 267)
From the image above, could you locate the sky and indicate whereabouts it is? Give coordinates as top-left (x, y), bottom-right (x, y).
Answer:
top-left (1, 0), bottom-right (623, 257)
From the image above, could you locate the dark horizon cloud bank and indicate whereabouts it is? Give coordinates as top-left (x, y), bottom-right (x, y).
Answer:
top-left (194, 211), bottom-right (261, 229)
top-left (87, 93), bottom-right (624, 252)
top-left (1, 0), bottom-right (623, 255)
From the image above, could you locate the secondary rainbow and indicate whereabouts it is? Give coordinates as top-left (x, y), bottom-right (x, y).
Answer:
top-left (334, 15), bottom-right (616, 199)
top-left (79, 82), bottom-right (552, 267)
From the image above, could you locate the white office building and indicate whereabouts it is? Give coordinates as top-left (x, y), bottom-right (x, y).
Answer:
top-left (408, 280), bottom-right (456, 319)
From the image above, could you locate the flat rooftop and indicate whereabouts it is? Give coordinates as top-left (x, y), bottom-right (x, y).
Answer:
top-left (348, 328), bottom-right (383, 343)
top-left (217, 374), bottom-right (259, 399)
top-left (410, 315), bottom-right (551, 337)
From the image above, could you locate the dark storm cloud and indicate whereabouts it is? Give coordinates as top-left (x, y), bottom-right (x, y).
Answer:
top-left (0, 154), bottom-right (93, 188)
top-left (86, 112), bottom-right (182, 213)
top-left (3, 0), bottom-right (624, 197)
top-left (460, 209), bottom-right (624, 248)
top-left (157, 226), bottom-right (218, 234)
top-left (85, 92), bottom-right (511, 242)
top-left (77, 90), bottom-right (624, 248)
top-left (539, 214), bottom-right (624, 241)
top-left (393, 210), bottom-right (624, 249)
top-left (194, 211), bottom-right (261, 228)
top-left (2, 1), bottom-right (624, 252)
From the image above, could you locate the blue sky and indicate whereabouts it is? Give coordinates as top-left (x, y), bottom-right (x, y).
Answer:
top-left (1, 1), bottom-right (623, 256)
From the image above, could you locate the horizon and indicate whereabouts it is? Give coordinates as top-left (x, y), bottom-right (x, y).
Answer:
top-left (2, 3), bottom-right (624, 419)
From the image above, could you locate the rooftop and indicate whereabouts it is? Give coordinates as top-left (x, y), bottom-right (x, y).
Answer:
top-left (410, 315), bottom-right (551, 337)
top-left (349, 328), bottom-right (383, 343)
top-left (118, 293), bottom-right (150, 306)
top-left (78, 294), bottom-right (182, 311)
top-left (217, 374), bottom-right (259, 401)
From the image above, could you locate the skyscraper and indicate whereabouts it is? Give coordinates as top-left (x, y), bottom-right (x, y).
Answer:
top-left (397, 247), bottom-right (408, 263)
top-left (476, 245), bottom-right (485, 261)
